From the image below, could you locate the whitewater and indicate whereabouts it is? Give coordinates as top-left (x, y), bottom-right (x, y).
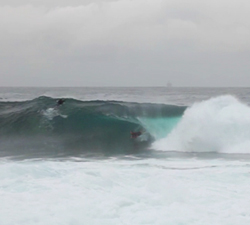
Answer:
top-left (1, 87), bottom-right (250, 225)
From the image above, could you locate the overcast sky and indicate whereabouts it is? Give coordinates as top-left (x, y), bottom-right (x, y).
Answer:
top-left (0, 0), bottom-right (249, 87)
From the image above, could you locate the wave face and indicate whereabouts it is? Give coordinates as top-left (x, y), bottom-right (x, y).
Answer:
top-left (153, 95), bottom-right (250, 154)
top-left (0, 96), bottom-right (185, 158)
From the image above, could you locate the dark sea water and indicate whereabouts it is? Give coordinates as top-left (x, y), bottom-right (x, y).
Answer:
top-left (1, 87), bottom-right (250, 225)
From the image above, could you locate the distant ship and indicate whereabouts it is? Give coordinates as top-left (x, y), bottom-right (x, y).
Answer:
top-left (167, 82), bottom-right (172, 88)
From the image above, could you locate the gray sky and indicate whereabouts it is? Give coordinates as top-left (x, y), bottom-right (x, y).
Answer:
top-left (0, 0), bottom-right (250, 87)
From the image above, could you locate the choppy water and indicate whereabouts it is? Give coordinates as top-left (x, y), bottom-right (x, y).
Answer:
top-left (1, 87), bottom-right (250, 225)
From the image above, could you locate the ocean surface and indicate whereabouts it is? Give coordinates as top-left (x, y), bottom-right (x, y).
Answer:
top-left (1, 87), bottom-right (250, 225)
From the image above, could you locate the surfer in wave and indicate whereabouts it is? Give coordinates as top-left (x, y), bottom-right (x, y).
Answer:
top-left (56, 99), bottom-right (65, 107)
top-left (43, 98), bottom-right (67, 120)
top-left (130, 131), bottom-right (142, 139)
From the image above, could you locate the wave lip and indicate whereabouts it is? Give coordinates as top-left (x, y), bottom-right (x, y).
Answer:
top-left (153, 95), bottom-right (250, 154)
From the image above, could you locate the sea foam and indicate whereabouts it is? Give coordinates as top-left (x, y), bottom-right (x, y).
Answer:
top-left (0, 158), bottom-right (250, 225)
top-left (153, 95), bottom-right (250, 153)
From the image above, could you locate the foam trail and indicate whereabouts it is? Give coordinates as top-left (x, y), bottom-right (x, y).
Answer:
top-left (153, 95), bottom-right (250, 154)
top-left (42, 108), bottom-right (67, 120)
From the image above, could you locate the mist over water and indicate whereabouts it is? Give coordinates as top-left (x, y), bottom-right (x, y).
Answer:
top-left (1, 87), bottom-right (250, 225)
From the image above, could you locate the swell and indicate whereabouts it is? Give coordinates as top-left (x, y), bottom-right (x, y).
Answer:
top-left (0, 96), bottom-right (185, 158)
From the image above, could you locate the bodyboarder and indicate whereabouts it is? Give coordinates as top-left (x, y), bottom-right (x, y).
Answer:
top-left (130, 131), bottom-right (142, 139)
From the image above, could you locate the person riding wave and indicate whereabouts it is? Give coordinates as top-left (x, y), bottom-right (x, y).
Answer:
top-left (53, 98), bottom-right (66, 109)
top-left (56, 99), bottom-right (65, 106)
top-left (130, 131), bottom-right (142, 139)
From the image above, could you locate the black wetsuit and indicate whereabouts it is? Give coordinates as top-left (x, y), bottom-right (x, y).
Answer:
top-left (57, 99), bottom-right (65, 106)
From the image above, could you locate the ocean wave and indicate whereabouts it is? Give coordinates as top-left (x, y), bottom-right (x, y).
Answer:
top-left (0, 96), bottom-right (185, 158)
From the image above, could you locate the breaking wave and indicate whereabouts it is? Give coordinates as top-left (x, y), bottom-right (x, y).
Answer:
top-left (2, 95), bottom-right (249, 158)
top-left (153, 95), bottom-right (250, 154)
top-left (0, 96), bottom-right (184, 158)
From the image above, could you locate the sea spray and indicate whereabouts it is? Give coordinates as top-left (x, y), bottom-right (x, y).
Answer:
top-left (153, 95), bottom-right (250, 154)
